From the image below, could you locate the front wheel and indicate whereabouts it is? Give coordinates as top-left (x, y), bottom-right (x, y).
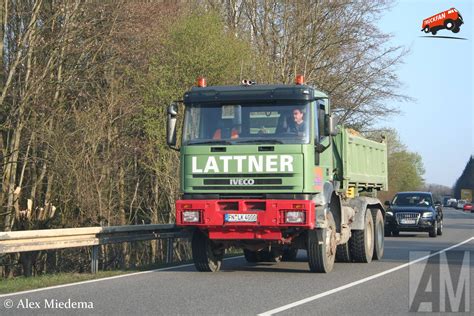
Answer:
top-left (437, 220), bottom-right (443, 235)
top-left (423, 26), bottom-right (429, 33)
top-left (429, 221), bottom-right (437, 238)
top-left (192, 230), bottom-right (222, 272)
top-left (452, 27), bottom-right (460, 33)
top-left (307, 212), bottom-right (336, 273)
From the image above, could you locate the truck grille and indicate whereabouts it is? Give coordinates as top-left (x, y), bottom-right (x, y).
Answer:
top-left (192, 173), bottom-right (296, 191)
top-left (395, 212), bottom-right (420, 225)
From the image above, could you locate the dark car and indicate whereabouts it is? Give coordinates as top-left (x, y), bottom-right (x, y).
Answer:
top-left (384, 192), bottom-right (443, 237)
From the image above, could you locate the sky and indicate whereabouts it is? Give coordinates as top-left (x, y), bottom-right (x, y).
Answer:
top-left (376, 0), bottom-right (473, 187)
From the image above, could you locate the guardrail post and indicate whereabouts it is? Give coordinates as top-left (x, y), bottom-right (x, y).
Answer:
top-left (166, 238), bottom-right (174, 264)
top-left (91, 245), bottom-right (99, 274)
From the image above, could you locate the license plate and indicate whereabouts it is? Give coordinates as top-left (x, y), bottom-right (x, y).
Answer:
top-left (400, 219), bottom-right (416, 224)
top-left (224, 213), bottom-right (257, 223)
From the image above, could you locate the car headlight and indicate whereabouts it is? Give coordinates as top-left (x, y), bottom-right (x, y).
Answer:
top-left (422, 212), bottom-right (433, 218)
top-left (386, 211), bottom-right (393, 216)
top-left (182, 211), bottom-right (201, 223)
top-left (285, 211), bottom-right (306, 223)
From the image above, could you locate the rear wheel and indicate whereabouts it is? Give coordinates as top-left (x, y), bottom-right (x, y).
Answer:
top-left (335, 243), bottom-right (351, 262)
top-left (192, 230), bottom-right (222, 272)
top-left (445, 20), bottom-right (455, 30)
top-left (431, 30), bottom-right (437, 35)
top-left (371, 209), bottom-right (384, 260)
top-left (452, 27), bottom-right (460, 33)
top-left (307, 212), bottom-right (336, 273)
top-left (349, 210), bottom-right (374, 263)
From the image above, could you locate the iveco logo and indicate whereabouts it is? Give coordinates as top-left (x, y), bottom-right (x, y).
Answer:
top-left (230, 179), bottom-right (255, 185)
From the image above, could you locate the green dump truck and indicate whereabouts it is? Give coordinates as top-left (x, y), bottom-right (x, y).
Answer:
top-left (167, 77), bottom-right (388, 273)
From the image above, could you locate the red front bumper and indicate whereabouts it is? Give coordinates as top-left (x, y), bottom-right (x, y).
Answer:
top-left (176, 199), bottom-right (315, 240)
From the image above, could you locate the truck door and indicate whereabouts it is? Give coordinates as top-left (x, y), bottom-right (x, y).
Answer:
top-left (313, 99), bottom-right (332, 190)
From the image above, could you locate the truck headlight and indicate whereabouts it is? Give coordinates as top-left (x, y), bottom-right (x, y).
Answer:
top-left (285, 211), bottom-right (305, 223)
top-left (422, 212), bottom-right (433, 218)
top-left (182, 211), bottom-right (201, 223)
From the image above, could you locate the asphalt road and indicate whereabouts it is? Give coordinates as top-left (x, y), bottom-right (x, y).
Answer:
top-left (1, 207), bottom-right (473, 315)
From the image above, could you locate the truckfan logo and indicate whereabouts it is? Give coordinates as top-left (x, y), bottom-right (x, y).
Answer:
top-left (421, 8), bottom-right (464, 35)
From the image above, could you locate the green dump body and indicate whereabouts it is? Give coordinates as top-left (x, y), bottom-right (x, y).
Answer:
top-left (333, 128), bottom-right (388, 192)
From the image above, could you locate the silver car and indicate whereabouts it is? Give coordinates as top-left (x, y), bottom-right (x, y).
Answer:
top-left (456, 199), bottom-right (467, 209)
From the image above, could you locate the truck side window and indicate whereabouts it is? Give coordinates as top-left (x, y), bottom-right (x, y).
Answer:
top-left (316, 100), bottom-right (326, 142)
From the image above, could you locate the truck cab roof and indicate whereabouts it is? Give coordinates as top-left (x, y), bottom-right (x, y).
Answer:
top-left (183, 84), bottom-right (329, 103)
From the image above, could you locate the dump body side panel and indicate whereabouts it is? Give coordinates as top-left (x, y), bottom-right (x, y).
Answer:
top-left (333, 129), bottom-right (388, 192)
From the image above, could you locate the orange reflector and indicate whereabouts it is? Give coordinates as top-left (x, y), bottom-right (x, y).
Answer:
top-left (295, 75), bottom-right (304, 85)
top-left (183, 204), bottom-right (193, 209)
top-left (197, 77), bottom-right (207, 87)
top-left (293, 204), bottom-right (305, 209)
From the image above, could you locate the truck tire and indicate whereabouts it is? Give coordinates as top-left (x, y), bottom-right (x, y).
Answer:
top-left (371, 209), bottom-right (384, 260)
top-left (192, 230), bottom-right (222, 272)
top-left (335, 243), bottom-right (351, 262)
top-left (444, 20), bottom-right (455, 30)
top-left (243, 249), bottom-right (259, 263)
top-left (452, 27), bottom-right (460, 33)
top-left (307, 212), bottom-right (336, 273)
top-left (437, 219), bottom-right (443, 235)
top-left (282, 248), bottom-right (298, 261)
top-left (429, 221), bottom-right (437, 238)
top-left (349, 210), bottom-right (374, 263)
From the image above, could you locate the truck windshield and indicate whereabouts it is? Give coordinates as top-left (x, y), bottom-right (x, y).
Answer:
top-left (183, 102), bottom-right (310, 145)
top-left (392, 193), bottom-right (433, 206)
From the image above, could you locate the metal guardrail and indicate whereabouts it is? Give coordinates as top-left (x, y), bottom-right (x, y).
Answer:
top-left (0, 224), bottom-right (189, 273)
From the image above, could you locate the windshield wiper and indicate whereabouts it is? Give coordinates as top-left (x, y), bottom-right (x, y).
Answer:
top-left (188, 140), bottom-right (233, 145)
top-left (236, 139), bottom-right (284, 144)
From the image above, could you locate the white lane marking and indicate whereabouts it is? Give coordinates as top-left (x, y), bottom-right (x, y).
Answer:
top-left (0, 255), bottom-right (244, 298)
top-left (258, 237), bottom-right (474, 316)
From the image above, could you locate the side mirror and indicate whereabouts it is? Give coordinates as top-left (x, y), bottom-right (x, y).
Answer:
top-left (325, 114), bottom-right (338, 136)
top-left (384, 201), bottom-right (391, 206)
top-left (167, 103), bottom-right (178, 147)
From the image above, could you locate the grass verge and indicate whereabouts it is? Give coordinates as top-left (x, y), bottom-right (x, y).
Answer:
top-left (0, 253), bottom-right (242, 295)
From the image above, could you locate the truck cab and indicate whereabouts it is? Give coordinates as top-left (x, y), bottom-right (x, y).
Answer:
top-left (167, 77), bottom-right (387, 273)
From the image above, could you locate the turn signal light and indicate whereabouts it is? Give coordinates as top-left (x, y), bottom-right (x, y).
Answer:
top-left (295, 74), bottom-right (305, 85)
top-left (197, 77), bottom-right (207, 87)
